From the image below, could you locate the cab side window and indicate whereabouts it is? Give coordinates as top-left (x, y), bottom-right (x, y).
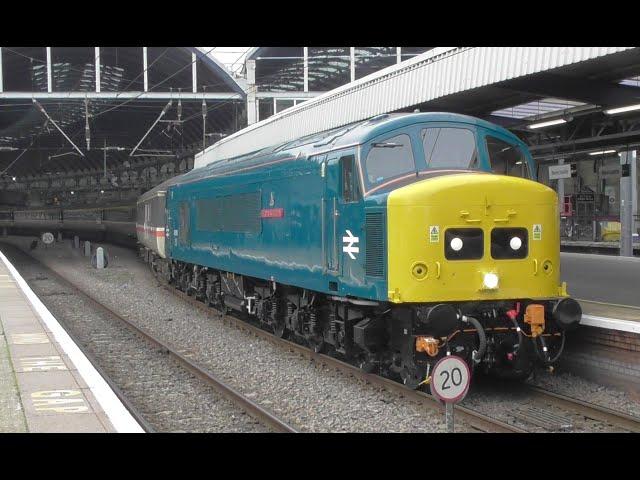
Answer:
top-left (365, 133), bottom-right (415, 186)
top-left (341, 154), bottom-right (360, 202)
top-left (486, 136), bottom-right (530, 178)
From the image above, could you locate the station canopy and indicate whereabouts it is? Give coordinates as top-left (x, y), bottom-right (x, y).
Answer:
top-left (0, 47), bottom-right (246, 180)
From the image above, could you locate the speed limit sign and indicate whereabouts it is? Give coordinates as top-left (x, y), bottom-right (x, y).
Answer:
top-left (431, 355), bottom-right (471, 404)
top-left (41, 232), bottom-right (55, 246)
top-left (431, 355), bottom-right (471, 432)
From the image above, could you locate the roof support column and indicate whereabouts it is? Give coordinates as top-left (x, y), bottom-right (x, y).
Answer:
top-left (620, 150), bottom-right (636, 256)
top-left (556, 157), bottom-right (565, 214)
top-left (95, 47), bottom-right (101, 92)
top-left (46, 47), bottom-right (52, 92)
top-left (192, 51), bottom-right (197, 93)
top-left (633, 150), bottom-right (638, 237)
top-left (0, 47), bottom-right (3, 92)
top-left (350, 47), bottom-right (355, 82)
top-left (246, 58), bottom-right (257, 125)
top-left (396, 47), bottom-right (401, 64)
top-left (143, 47), bottom-right (148, 92)
top-left (303, 47), bottom-right (309, 92)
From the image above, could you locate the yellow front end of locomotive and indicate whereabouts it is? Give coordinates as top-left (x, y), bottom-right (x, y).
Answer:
top-left (386, 173), bottom-right (565, 303)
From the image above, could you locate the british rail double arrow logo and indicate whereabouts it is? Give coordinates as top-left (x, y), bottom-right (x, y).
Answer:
top-left (342, 230), bottom-right (360, 260)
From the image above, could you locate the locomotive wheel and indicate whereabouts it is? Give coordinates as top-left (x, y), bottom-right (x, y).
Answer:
top-left (357, 356), bottom-right (376, 374)
top-left (273, 319), bottom-right (287, 338)
top-left (308, 335), bottom-right (325, 353)
top-left (400, 366), bottom-right (423, 390)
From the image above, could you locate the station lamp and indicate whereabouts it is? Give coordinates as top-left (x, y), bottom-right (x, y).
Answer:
top-left (528, 118), bottom-right (567, 129)
top-left (588, 150), bottom-right (617, 156)
top-left (604, 104), bottom-right (640, 115)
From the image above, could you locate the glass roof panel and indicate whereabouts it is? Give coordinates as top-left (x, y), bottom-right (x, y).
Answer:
top-left (491, 97), bottom-right (586, 119)
top-left (620, 76), bottom-right (640, 87)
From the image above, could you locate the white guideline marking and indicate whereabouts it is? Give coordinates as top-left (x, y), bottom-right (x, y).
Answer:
top-left (0, 249), bottom-right (144, 433)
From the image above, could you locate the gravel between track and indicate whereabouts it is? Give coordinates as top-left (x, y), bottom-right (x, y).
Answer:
top-left (2, 237), bottom-right (456, 432)
top-left (1, 242), bottom-right (270, 433)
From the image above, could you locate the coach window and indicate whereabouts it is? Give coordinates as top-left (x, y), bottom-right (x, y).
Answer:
top-left (423, 127), bottom-right (478, 169)
top-left (486, 136), bottom-right (530, 178)
top-left (365, 134), bottom-right (415, 187)
top-left (341, 155), bottom-right (360, 202)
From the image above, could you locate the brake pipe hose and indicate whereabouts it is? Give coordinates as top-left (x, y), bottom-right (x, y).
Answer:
top-left (533, 331), bottom-right (566, 365)
top-left (461, 315), bottom-right (486, 364)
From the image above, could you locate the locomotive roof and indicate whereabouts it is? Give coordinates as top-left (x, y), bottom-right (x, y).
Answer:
top-left (142, 112), bottom-right (524, 195)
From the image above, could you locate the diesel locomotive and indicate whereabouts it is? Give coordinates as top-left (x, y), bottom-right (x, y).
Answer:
top-left (137, 112), bottom-right (582, 389)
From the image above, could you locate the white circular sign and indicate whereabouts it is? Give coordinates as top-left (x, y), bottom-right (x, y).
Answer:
top-left (431, 355), bottom-right (471, 404)
top-left (41, 232), bottom-right (55, 245)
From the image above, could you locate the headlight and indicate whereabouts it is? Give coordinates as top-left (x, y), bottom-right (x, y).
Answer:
top-left (450, 237), bottom-right (463, 251)
top-left (483, 273), bottom-right (499, 289)
top-left (509, 236), bottom-right (522, 251)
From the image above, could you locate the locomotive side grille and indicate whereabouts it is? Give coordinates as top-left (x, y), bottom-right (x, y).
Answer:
top-left (365, 212), bottom-right (385, 277)
top-left (196, 191), bottom-right (261, 234)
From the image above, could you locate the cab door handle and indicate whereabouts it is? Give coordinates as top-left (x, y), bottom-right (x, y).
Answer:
top-left (459, 211), bottom-right (481, 224)
top-left (494, 209), bottom-right (517, 223)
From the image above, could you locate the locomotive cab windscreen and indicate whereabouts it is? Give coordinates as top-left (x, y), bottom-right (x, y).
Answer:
top-left (360, 123), bottom-right (535, 196)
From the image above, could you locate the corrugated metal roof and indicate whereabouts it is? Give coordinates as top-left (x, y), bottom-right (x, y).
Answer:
top-left (195, 46), bottom-right (636, 169)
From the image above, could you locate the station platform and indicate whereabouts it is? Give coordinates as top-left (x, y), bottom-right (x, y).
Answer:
top-left (579, 301), bottom-right (640, 334)
top-left (561, 240), bottom-right (640, 256)
top-left (0, 248), bottom-right (144, 433)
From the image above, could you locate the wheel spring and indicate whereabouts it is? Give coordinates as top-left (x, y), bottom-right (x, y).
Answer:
top-left (329, 310), bottom-right (337, 335)
top-left (309, 311), bottom-right (317, 332)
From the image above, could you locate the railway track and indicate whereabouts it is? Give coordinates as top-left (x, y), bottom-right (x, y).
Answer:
top-left (150, 271), bottom-right (524, 433)
top-left (523, 385), bottom-right (640, 432)
top-left (154, 270), bottom-right (640, 433)
top-left (5, 245), bottom-right (297, 433)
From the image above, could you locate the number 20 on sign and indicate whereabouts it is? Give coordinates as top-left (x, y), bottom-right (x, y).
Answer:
top-left (430, 355), bottom-right (471, 433)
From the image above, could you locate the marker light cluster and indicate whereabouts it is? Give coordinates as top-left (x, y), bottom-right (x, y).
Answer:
top-left (444, 228), bottom-right (483, 260)
top-left (491, 227), bottom-right (528, 259)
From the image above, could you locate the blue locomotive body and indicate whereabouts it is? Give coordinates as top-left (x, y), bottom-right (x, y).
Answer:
top-left (164, 112), bottom-right (533, 303)
top-left (139, 112), bottom-right (580, 388)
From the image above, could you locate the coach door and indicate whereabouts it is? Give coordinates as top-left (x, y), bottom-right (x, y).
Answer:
top-left (178, 201), bottom-right (191, 248)
top-left (323, 155), bottom-right (340, 281)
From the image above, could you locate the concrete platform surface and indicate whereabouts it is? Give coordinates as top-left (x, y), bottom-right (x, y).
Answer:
top-left (0, 248), bottom-right (144, 433)
top-left (561, 252), bottom-right (640, 307)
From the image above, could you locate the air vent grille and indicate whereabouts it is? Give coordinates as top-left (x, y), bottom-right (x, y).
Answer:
top-left (365, 212), bottom-right (385, 277)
